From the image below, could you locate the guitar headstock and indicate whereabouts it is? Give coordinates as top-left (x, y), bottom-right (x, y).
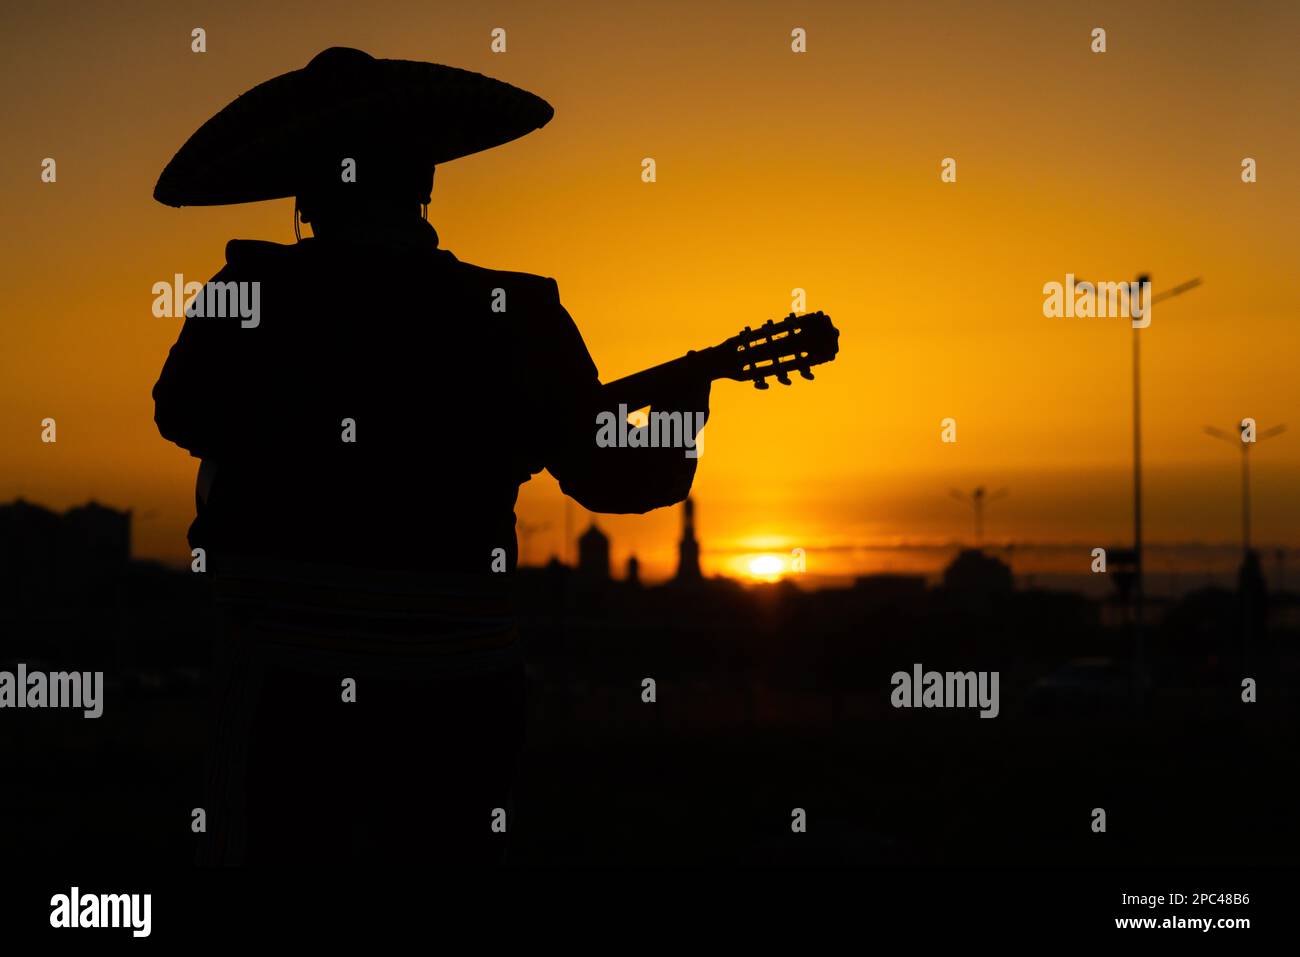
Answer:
top-left (717, 311), bottom-right (840, 389)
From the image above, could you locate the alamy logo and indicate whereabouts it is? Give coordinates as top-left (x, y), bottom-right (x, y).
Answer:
top-left (1042, 273), bottom-right (1151, 328)
top-left (596, 404), bottom-right (706, 459)
top-left (0, 664), bottom-right (103, 718)
top-left (890, 664), bottom-right (1000, 718)
top-left (152, 273), bottom-right (261, 328)
top-left (50, 887), bottom-right (151, 937)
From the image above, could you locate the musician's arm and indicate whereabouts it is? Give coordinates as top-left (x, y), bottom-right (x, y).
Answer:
top-left (541, 290), bottom-right (711, 514)
top-left (153, 266), bottom-right (240, 459)
top-left (154, 261), bottom-right (297, 460)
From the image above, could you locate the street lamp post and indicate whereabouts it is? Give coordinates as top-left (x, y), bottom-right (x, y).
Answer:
top-left (949, 486), bottom-right (1008, 547)
top-left (1204, 420), bottom-right (1285, 676)
top-left (1203, 421), bottom-right (1286, 559)
top-left (1129, 274), bottom-right (1201, 701)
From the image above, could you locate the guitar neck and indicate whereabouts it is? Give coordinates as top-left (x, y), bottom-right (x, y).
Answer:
top-left (599, 310), bottom-right (837, 406)
top-left (601, 344), bottom-right (730, 412)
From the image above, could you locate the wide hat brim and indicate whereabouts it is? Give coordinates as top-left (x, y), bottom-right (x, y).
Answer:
top-left (154, 47), bottom-right (554, 207)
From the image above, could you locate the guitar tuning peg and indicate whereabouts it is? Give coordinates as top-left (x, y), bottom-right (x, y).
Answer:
top-left (776, 370), bottom-right (792, 385)
top-left (753, 377), bottom-right (769, 390)
top-left (799, 367), bottom-right (815, 380)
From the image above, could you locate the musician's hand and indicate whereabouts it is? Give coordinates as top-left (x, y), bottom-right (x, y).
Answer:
top-left (599, 370), bottom-right (711, 426)
top-left (678, 376), bottom-right (712, 428)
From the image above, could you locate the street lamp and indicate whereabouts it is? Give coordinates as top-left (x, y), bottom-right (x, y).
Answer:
top-left (1125, 274), bottom-right (1202, 698)
top-left (1203, 421), bottom-right (1286, 557)
top-left (949, 486), bottom-right (1008, 547)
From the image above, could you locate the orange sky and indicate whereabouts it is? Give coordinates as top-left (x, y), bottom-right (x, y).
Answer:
top-left (2, 0), bottom-right (1297, 581)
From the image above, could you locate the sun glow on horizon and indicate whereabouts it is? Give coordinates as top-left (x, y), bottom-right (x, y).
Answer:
top-left (746, 553), bottom-right (786, 582)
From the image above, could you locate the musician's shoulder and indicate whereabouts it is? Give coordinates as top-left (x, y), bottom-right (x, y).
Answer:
top-left (223, 238), bottom-right (298, 269)
top-left (448, 258), bottom-right (561, 303)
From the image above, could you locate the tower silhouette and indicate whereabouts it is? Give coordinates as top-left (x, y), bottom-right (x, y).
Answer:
top-left (577, 522), bottom-right (611, 579)
top-left (674, 497), bottom-right (702, 582)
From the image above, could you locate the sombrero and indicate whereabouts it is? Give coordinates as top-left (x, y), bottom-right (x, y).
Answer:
top-left (154, 47), bottom-right (553, 207)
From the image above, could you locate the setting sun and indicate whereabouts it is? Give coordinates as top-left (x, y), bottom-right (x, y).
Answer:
top-left (747, 554), bottom-right (785, 582)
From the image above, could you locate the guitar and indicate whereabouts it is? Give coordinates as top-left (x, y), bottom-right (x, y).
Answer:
top-left (601, 311), bottom-right (841, 412)
top-left (195, 311), bottom-right (840, 508)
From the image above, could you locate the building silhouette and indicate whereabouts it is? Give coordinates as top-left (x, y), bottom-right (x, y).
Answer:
top-left (0, 499), bottom-right (132, 612)
top-left (63, 501), bottom-right (132, 568)
top-left (942, 548), bottom-right (1013, 596)
top-left (674, 497), bottom-right (702, 583)
top-left (577, 522), bottom-right (611, 579)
